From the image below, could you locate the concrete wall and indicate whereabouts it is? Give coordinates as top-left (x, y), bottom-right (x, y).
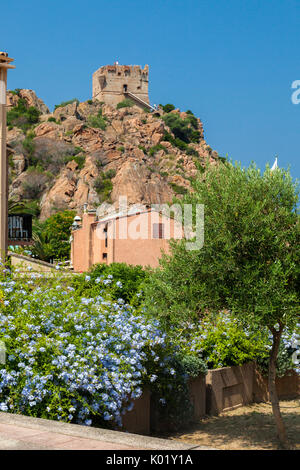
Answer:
top-left (206, 363), bottom-right (254, 415)
top-left (121, 365), bottom-right (299, 435)
top-left (92, 64), bottom-right (149, 107)
top-left (253, 368), bottom-right (300, 403)
top-left (122, 389), bottom-right (151, 435)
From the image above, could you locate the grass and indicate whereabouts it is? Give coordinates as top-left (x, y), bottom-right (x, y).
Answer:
top-left (160, 399), bottom-right (300, 450)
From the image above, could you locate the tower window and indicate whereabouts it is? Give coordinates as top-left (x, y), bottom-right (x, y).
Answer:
top-left (123, 84), bottom-right (128, 92)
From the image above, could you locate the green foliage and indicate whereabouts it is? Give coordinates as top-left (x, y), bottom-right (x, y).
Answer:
top-left (169, 182), bottom-right (188, 195)
top-left (93, 170), bottom-right (116, 201)
top-left (8, 89), bottom-right (20, 96)
top-left (87, 111), bottom-right (107, 130)
top-left (0, 268), bottom-right (195, 428)
top-left (116, 99), bottom-right (134, 109)
top-left (162, 104), bottom-right (175, 113)
top-left (144, 162), bottom-right (300, 341)
top-left (163, 132), bottom-right (199, 157)
top-left (54, 98), bottom-right (79, 110)
top-left (105, 169), bottom-right (116, 179)
top-left (72, 262), bottom-right (149, 305)
top-left (31, 210), bottom-right (75, 261)
top-left (21, 200), bottom-right (41, 217)
top-left (162, 113), bottom-right (200, 144)
top-left (148, 351), bottom-right (207, 429)
top-left (185, 313), bottom-right (269, 369)
top-left (138, 145), bottom-right (147, 154)
top-left (117, 146), bottom-right (125, 153)
top-left (47, 117), bottom-right (57, 123)
top-left (64, 153), bottom-right (86, 169)
top-left (256, 337), bottom-right (296, 378)
top-left (22, 132), bottom-right (36, 166)
top-left (7, 99), bottom-right (41, 132)
top-left (148, 144), bottom-right (167, 156)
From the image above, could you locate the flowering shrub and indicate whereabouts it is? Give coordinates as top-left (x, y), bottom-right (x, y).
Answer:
top-left (0, 268), bottom-right (192, 427)
top-left (72, 263), bottom-right (148, 306)
top-left (256, 328), bottom-right (300, 377)
top-left (173, 312), bottom-right (299, 375)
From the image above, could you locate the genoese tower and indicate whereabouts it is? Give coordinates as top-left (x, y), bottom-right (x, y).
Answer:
top-left (92, 63), bottom-right (150, 109)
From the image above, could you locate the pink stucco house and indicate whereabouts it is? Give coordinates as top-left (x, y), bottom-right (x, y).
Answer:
top-left (70, 207), bottom-right (182, 272)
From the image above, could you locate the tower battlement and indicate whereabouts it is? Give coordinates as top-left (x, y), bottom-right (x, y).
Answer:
top-left (92, 64), bottom-right (149, 108)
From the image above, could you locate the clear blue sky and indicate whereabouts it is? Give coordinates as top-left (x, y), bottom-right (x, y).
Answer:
top-left (2, 0), bottom-right (300, 179)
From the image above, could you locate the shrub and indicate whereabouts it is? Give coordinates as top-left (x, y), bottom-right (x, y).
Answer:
top-left (72, 262), bottom-right (149, 305)
top-left (116, 99), bottom-right (134, 109)
top-left (162, 104), bottom-right (175, 113)
top-left (22, 132), bottom-right (36, 165)
top-left (93, 170), bottom-right (116, 201)
top-left (47, 117), bottom-right (57, 123)
top-left (25, 137), bottom-right (81, 175)
top-left (22, 171), bottom-right (50, 200)
top-left (184, 313), bottom-right (268, 369)
top-left (149, 144), bottom-right (167, 157)
top-left (93, 176), bottom-right (113, 201)
top-left (138, 145), bottom-right (147, 154)
top-left (31, 210), bottom-right (75, 261)
top-left (163, 132), bottom-right (198, 157)
top-left (64, 153), bottom-right (86, 169)
top-left (7, 99), bottom-right (41, 133)
top-left (162, 114), bottom-right (200, 144)
top-left (0, 270), bottom-right (201, 429)
top-left (105, 169), bottom-right (116, 179)
top-left (169, 182), bottom-right (188, 195)
top-left (87, 112), bottom-right (107, 130)
top-left (172, 312), bottom-right (298, 376)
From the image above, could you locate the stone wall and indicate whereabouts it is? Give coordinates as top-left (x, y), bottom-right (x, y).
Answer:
top-left (92, 64), bottom-right (149, 107)
top-left (9, 252), bottom-right (57, 272)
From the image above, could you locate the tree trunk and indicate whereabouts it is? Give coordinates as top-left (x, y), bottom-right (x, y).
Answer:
top-left (268, 325), bottom-right (290, 449)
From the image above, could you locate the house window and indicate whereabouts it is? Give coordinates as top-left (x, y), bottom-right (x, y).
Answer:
top-left (153, 223), bottom-right (164, 239)
top-left (104, 224), bottom-right (108, 248)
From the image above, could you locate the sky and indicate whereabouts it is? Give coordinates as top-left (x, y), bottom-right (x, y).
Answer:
top-left (1, 0), bottom-right (300, 180)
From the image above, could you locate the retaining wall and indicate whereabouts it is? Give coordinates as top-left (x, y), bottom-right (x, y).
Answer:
top-left (121, 364), bottom-right (299, 434)
top-left (253, 368), bottom-right (300, 403)
top-left (206, 362), bottom-right (254, 415)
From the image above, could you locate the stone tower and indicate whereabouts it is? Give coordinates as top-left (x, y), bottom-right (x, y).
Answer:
top-left (92, 64), bottom-right (149, 108)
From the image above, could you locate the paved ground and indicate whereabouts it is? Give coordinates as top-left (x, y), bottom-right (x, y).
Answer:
top-left (0, 412), bottom-right (213, 450)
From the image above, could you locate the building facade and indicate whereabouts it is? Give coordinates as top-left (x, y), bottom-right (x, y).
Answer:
top-left (71, 208), bottom-right (182, 272)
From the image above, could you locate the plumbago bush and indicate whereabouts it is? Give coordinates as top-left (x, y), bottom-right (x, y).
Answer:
top-left (71, 262), bottom-right (149, 306)
top-left (0, 267), bottom-right (204, 428)
top-left (173, 312), bottom-right (299, 376)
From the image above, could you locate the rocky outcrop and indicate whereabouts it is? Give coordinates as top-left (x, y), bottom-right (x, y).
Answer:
top-left (6, 89), bottom-right (220, 220)
top-left (7, 89), bottom-right (49, 114)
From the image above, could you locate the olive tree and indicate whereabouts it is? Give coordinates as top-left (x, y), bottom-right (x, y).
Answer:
top-left (145, 161), bottom-right (299, 448)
